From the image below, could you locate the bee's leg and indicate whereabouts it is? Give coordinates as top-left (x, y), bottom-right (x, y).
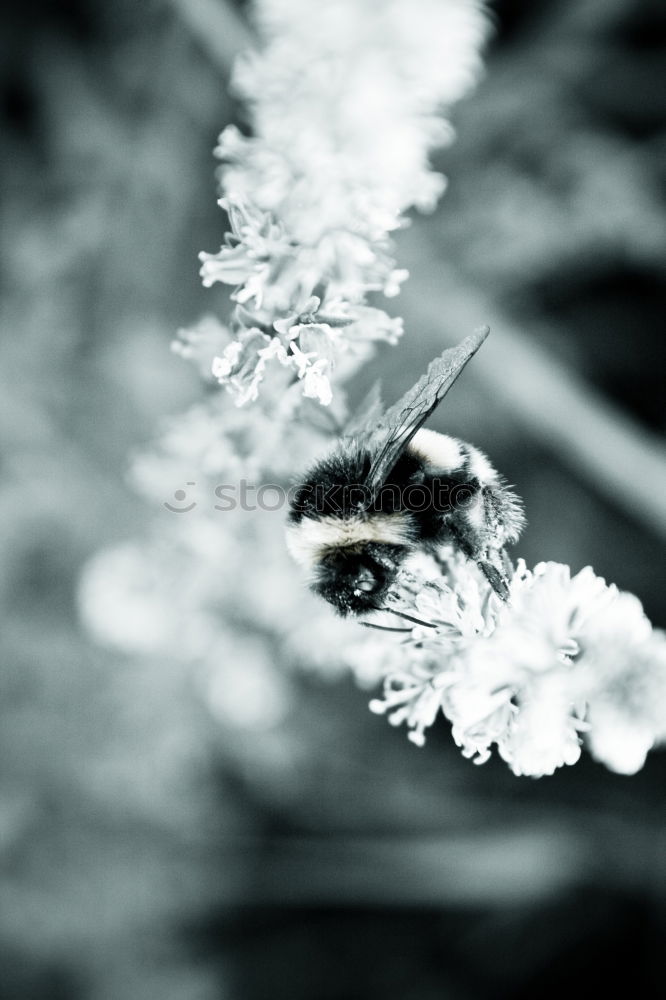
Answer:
top-left (475, 485), bottom-right (519, 598)
top-left (478, 554), bottom-right (510, 600)
top-left (473, 550), bottom-right (511, 601)
top-left (501, 547), bottom-right (515, 580)
top-left (446, 487), bottom-right (518, 599)
top-left (441, 446), bottom-right (523, 598)
top-left (445, 520), bottom-right (510, 600)
top-left (480, 482), bottom-right (525, 547)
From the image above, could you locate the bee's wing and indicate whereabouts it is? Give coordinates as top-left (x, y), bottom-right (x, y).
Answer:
top-left (364, 326), bottom-right (489, 490)
top-left (343, 381), bottom-right (384, 438)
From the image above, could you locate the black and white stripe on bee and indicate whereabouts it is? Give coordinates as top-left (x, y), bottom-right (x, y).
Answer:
top-left (286, 328), bottom-right (525, 616)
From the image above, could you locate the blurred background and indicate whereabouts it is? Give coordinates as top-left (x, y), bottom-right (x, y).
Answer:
top-left (1, 0), bottom-right (665, 997)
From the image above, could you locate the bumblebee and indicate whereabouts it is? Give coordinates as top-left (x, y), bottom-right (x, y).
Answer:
top-left (287, 328), bottom-right (524, 615)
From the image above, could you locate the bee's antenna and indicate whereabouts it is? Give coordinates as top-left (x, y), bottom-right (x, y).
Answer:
top-left (360, 622), bottom-right (413, 633)
top-left (374, 607), bottom-right (437, 629)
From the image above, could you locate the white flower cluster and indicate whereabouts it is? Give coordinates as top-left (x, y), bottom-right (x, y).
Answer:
top-left (367, 555), bottom-right (666, 776)
top-left (190, 0), bottom-right (487, 405)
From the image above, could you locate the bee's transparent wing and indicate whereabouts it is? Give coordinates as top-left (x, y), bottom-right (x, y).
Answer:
top-left (364, 326), bottom-right (489, 491)
top-left (343, 381), bottom-right (384, 438)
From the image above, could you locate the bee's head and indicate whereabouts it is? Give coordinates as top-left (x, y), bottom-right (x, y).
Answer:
top-left (312, 544), bottom-right (403, 617)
